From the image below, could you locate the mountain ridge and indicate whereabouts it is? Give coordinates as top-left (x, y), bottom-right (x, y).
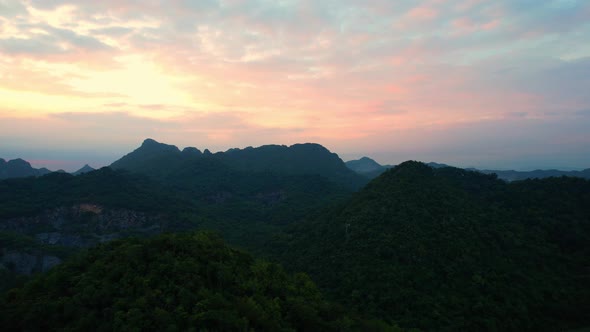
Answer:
top-left (111, 139), bottom-right (367, 189)
top-left (346, 156), bottom-right (590, 181)
top-left (0, 158), bottom-right (52, 179)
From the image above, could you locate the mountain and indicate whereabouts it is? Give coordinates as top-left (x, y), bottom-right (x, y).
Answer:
top-left (345, 157), bottom-right (392, 179)
top-left (345, 157), bottom-right (450, 179)
top-left (112, 139), bottom-right (366, 189)
top-left (222, 143), bottom-right (365, 187)
top-left (346, 156), bottom-right (590, 182)
top-left (345, 157), bottom-right (385, 174)
top-left (473, 168), bottom-right (590, 181)
top-left (110, 138), bottom-right (182, 172)
top-left (0, 232), bottom-right (397, 331)
top-left (271, 161), bottom-right (590, 331)
top-left (72, 164), bottom-right (95, 175)
top-left (111, 139), bottom-right (364, 249)
top-left (0, 158), bottom-right (51, 179)
top-left (0, 140), bottom-right (358, 270)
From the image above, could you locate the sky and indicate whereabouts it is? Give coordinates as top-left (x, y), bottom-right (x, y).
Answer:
top-left (1, 0), bottom-right (589, 171)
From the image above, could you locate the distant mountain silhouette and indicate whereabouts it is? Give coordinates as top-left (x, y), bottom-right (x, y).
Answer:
top-left (470, 167), bottom-right (590, 181)
top-left (72, 164), bottom-right (95, 176)
top-left (344, 157), bottom-right (395, 179)
top-left (0, 158), bottom-right (52, 179)
top-left (111, 139), bottom-right (366, 189)
top-left (346, 157), bottom-right (589, 181)
top-left (345, 157), bottom-right (384, 174)
top-left (110, 138), bottom-right (182, 171)
top-left (426, 161), bottom-right (451, 169)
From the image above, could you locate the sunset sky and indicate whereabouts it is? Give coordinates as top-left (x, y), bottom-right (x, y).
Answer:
top-left (1, 0), bottom-right (589, 171)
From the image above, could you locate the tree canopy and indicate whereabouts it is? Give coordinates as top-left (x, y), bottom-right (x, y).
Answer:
top-left (1, 232), bottom-right (398, 331)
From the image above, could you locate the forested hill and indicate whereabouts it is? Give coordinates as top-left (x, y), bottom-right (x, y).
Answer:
top-left (0, 232), bottom-right (398, 332)
top-left (0, 147), bottom-right (356, 280)
top-left (271, 161), bottom-right (590, 331)
top-left (0, 167), bottom-right (189, 219)
top-left (111, 138), bottom-right (367, 189)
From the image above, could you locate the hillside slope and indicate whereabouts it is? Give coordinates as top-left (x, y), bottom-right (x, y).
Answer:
top-left (271, 161), bottom-right (590, 331)
top-left (0, 232), bottom-right (398, 331)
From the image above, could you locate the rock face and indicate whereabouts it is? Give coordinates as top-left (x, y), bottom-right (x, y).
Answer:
top-left (0, 204), bottom-right (163, 237)
top-left (0, 203), bottom-right (165, 275)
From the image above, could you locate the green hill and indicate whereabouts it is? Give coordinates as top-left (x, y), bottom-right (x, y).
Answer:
top-left (0, 139), bottom-right (356, 252)
top-left (0, 167), bottom-right (187, 219)
top-left (108, 139), bottom-right (360, 249)
top-left (0, 232), bottom-right (398, 332)
top-left (270, 161), bottom-right (590, 331)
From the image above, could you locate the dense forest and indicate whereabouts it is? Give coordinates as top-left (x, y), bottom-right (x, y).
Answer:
top-left (1, 141), bottom-right (589, 331)
top-left (0, 232), bottom-right (398, 331)
top-left (269, 162), bottom-right (590, 331)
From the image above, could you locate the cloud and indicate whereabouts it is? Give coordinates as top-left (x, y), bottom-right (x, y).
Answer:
top-left (0, 0), bottom-right (27, 17)
top-left (0, 111), bottom-right (306, 154)
top-left (0, 23), bottom-right (113, 55)
top-left (0, 0), bottom-right (589, 169)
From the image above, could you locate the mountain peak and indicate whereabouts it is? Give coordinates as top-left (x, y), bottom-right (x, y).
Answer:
top-left (137, 138), bottom-right (180, 153)
top-left (141, 138), bottom-right (159, 146)
top-left (182, 147), bottom-right (202, 156)
top-left (8, 158), bottom-right (32, 167)
top-left (345, 156), bottom-right (384, 174)
top-left (73, 164), bottom-right (95, 176)
top-left (110, 139), bottom-right (181, 171)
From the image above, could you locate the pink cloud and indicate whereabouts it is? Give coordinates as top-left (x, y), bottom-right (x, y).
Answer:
top-left (1, 0), bottom-right (589, 169)
top-left (407, 6), bottom-right (438, 20)
top-left (452, 17), bottom-right (501, 33)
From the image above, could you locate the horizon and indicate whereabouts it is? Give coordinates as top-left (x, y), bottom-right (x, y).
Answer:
top-left (1, 137), bottom-right (588, 173)
top-left (1, 1), bottom-right (589, 171)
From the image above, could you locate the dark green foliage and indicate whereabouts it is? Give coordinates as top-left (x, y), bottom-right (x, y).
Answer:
top-left (0, 232), bottom-right (398, 332)
top-left (0, 148), bottom-right (352, 256)
top-left (0, 167), bottom-right (190, 219)
top-left (271, 161), bottom-right (590, 331)
top-left (108, 139), bottom-right (358, 251)
top-left (4, 143), bottom-right (589, 331)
